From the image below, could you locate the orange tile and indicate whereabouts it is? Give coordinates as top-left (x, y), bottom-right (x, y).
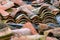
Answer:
top-left (0, 4), bottom-right (7, 10)
top-left (23, 22), bottom-right (38, 35)
top-left (11, 0), bottom-right (25, 6)
top-left (39, 23), bottom-right (48, 30)
top-left (0, 1), bottom-right (14, 10)
top-left (1, 0), bottom-right (7, 5)
top-left (11, 35), bottom-right (28, 40)
top-left (0, 9), bottom-right (9, 16)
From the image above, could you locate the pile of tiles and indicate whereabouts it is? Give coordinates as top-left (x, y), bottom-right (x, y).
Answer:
top-left (0, 0), bottom-right (60, 40)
